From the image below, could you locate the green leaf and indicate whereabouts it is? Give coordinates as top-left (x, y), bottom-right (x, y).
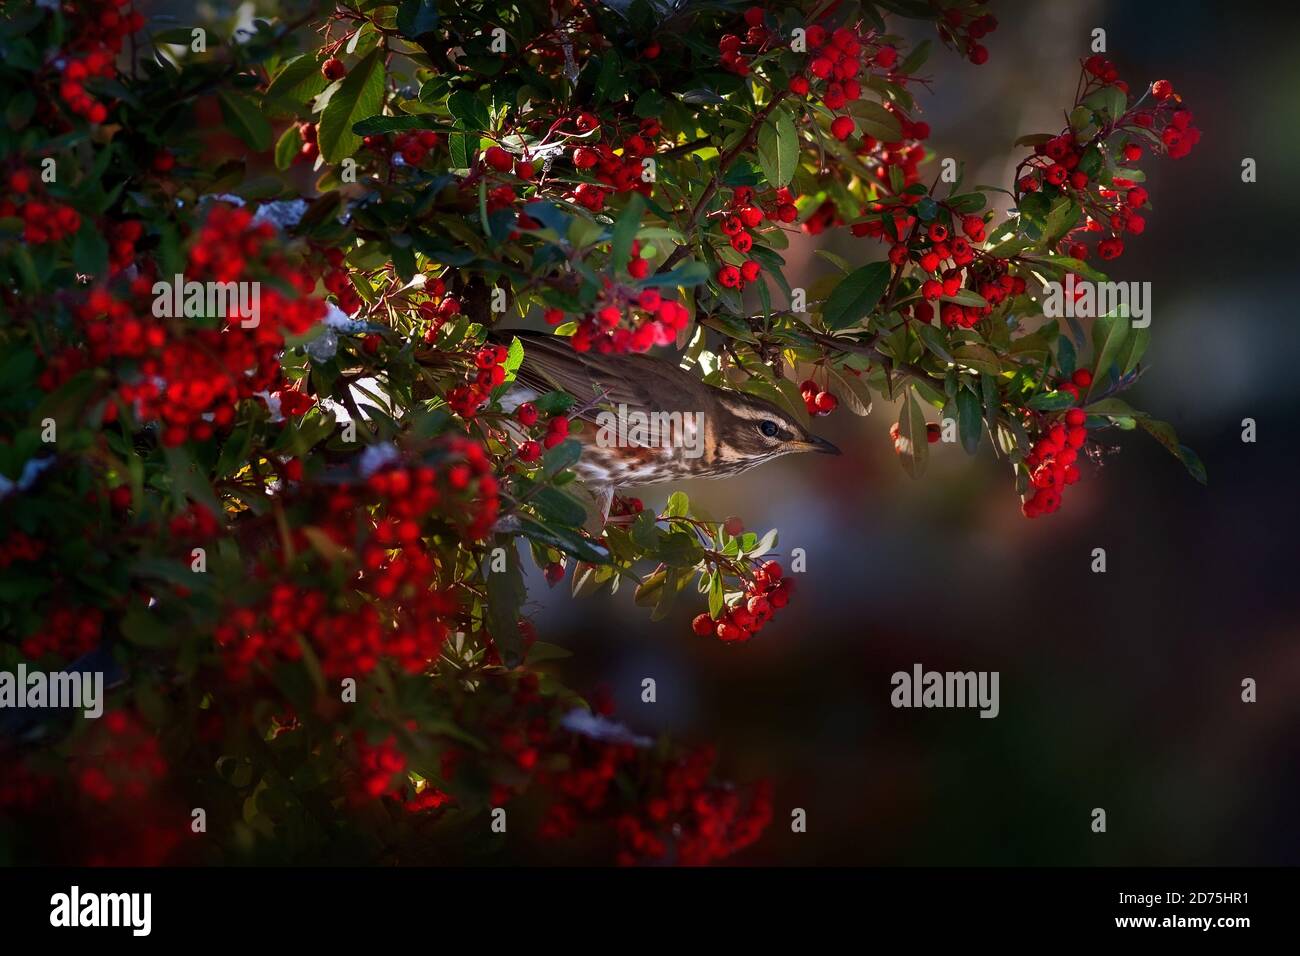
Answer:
top-left (447, 131), bottom-right (474, 168)
top-left (847, 99), bottom-right (903, 142)
top-left (821, 260), bottom-right (891, 330)
top-left (274, 124), bottom-right (301, 170)
top-left (957, 386), bottom-right (982, 455)
top-left (218, 91), bottom-right (273, 152)
top-left (1136, 417), bottom-right (1207, 485)
top-left (899, 39), bottom-right (931, 75)
top-left (756, 106), bottom-right (798, 188)
top-left (666, 491), bottom-right (690, 518)
top-left (1027, 390), bottom-right (1076, 411)
top-left (1043, 198), bottom-right (1081, 245)
top-left (541, 438), bottom-right (582, 479)
top-left (1089, 311), bottom-right (1131, 396)
top-left (951, 344), bottom-right (1001, 375)
top-left (352, 114), bottom-right (434, 135)
top-left (1083, 397), bottom-right (1135, 417)
top-left (609, 192), bottom-right (645, 276)
top-left (1022, 255), bottom-right (1109, 284)
top-left (942, 288), bottom-right (988, 308)
top-left (531, 486), bottom-right (589, 527)
top-left (447, 90), bottom-right (491, 131)
top-left (634, 567), bottom-right (668, 607)
top-left (946, 192), bottom-right (987, 213)
top-left (896, 387), bottom-right (929, 478)
top-left (707, 571), bottom-right (724, 618)
top-left (1083, 84), bottom-right (1128, 122)
top-left (518, 517), bottom-right (610, 564)
top-left (1056, 332), bottom-right (1077, 377)
top-left (318, 48), bottom-right (386, 164)
top-left (72, 223), bottom-right (108, 276)
top-left (1115, 325), bottom-right (1149, 375)
top-left (264, 54), bottom-right (329, 109)
top-left (915, 323), bottom-right (952, 363)
top-left (485, 537), bottom-right (526, 663)
top-left (395, 0), bottom-right (439, 37)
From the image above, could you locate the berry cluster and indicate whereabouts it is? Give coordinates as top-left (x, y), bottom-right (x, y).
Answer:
top-left (715, 184), bottom-right (788, 290)
top-left (319, 246), bottom-right (363, 314)
top-left (439, 673), bottom-right (772, 865)
top-left (416, 275), bottom-right (461, 342)
top-left (393, 129), bottom-right (441, 166)
top-left (59, 204), bottom-right (324, 445)
top-left (167, 503), bottom-right (220, 541)
top-left (0, 763), bottom-right (54, 813)
top-left (937, 7), bottom-right (998, 65)
top-left (74, 710), bottom-right (167, 804)
top-left (0, 530), bottom-right (45, 569)
top-left (513, 401), bottom-right (573, 463)
top-left (691, 559), bottom-right (792, 643)
top-left (353, 733), bottom-right (408, 799)
top-left (568, 116), bottom-right (663, 212)
top-left (1017, 60), bottom-right (1199, 265)
top-left (448, 341), bottom-right (511, 419)
top-left (1022, 369), bottom-right (1093, 517)
top-left (53, 1), bottom-right (144, 124)
top-left (614, 746), bottom-right (773, 866)
top-left (799, 377), bottom-right (838, 416)
top-left (213, 440), bottom-right (498, 681)
top-left (717, 7), bottom-right (775, 77)
top-left (566, 287), bottom-right (691, 354)
top-left (19, 605), bottom-right (103, 663)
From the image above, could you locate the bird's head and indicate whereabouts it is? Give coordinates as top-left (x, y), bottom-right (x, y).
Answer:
top-left (711, 389), bottom-right (841, 472)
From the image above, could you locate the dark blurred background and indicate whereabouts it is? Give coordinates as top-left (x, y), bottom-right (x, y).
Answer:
top-left (522, 0), bottom-right (1300, 865)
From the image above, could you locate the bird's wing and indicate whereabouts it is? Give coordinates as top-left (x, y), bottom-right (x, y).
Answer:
top-left (498, 330), bottom-right (678, 425)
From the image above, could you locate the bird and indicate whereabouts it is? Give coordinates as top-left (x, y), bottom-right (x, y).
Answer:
top-left (498, 330), bottom-right (840, 520)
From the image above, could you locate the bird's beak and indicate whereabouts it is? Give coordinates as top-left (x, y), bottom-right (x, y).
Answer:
top-left (797, 434), bottom-right (841, 456)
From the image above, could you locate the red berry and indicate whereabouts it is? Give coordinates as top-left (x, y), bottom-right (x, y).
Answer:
top-left (1071, 368), bottom-right (1093, 389)
top-left (692, 614), bottom-right (716, 637)
top-left (484, 146), bottom-right (513, 172)
top-left (322, 58), bottom-right (346, 81)
top-left (830, 115), bottom-right (855, 141)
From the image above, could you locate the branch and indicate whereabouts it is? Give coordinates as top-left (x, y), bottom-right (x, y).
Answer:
top-left (657, 92), bottom-right (790, 274)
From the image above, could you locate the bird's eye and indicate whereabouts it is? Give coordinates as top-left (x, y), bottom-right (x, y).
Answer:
top-left (759, 420), bottom-right (779, 438)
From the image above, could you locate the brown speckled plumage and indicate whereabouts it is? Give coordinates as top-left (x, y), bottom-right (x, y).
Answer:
top-left (502, 331), bottom-right (839, 517)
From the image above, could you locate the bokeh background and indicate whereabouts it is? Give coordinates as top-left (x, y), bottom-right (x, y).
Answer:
top-left (517, 0), bottom-right (1300, 865)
